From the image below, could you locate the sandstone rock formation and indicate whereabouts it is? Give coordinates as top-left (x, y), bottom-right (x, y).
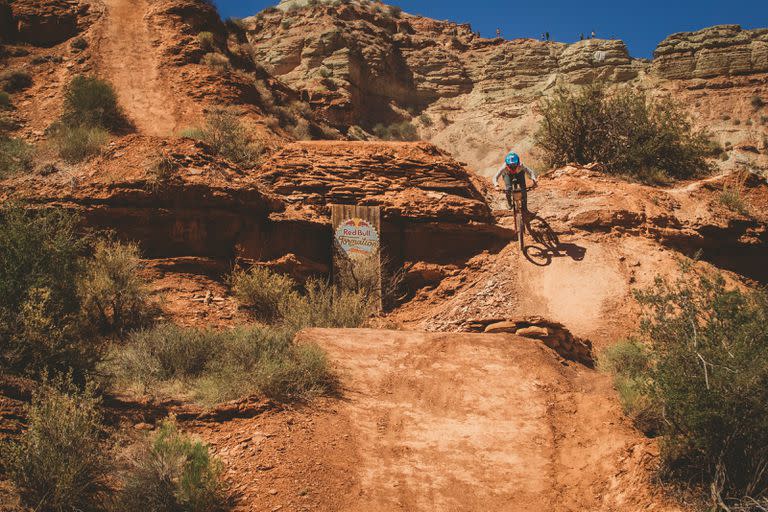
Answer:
top-left (653, 25), bottom-right (768, 79)
top-left (241, 2), bottom-right (767, 173)
top-left (8, 0), bottom-right (85, 47)
top-left (254, 141), bottom-right (491, 224)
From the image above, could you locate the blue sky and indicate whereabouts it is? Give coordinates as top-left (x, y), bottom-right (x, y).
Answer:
top-left (213, 0), bottom-right (766, 58)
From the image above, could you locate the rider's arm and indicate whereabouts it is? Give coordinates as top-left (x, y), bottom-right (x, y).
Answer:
top-left (493, 166), bottom-right (505, 186)
top-left (523, 165), bottom-right (538, 183)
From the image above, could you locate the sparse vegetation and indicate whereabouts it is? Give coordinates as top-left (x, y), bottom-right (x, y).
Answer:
top-left (1, 70), bottom-right (33, 93)
top-left (418, 113), bottom-right (433, 126)
top-left (109, 323), bottom-right (335, 403)
top-left (146, 151), bottom-right (177, 188)
top-left (281, 276), bottom-right (373, 332)
top-left (181, 108), bottom-right (264, 166)
top-left (751, 95), bottom-right (765, 109)
top-left (197, 31), bottom-right (216, 52)
top-left (0, 91), bottom-right (10, 108)
top-left (0, 375), bottom-right (109, 512)
top-left (535, 84), bottom-right (711, 183)
top-left (387, 5), bottom-right (403, 17)
top-left (229, 265), bottom-right (297, 322)
top-left (201, 52), bottom-right (230, 72)
top-left (372, 120), bottom-right (419, 141)
top-left (70, 36), bottom-right (88, 52)
top-left (604, 269), bottom-right (768, 507)
top-left (0, 205), bottom-right (98, 379)
top-left (51, 124), bottom-right (109, 163)
top-left (0, 135), bottom-right (34, 178)
top-left (61, 75), bottom-right (125, 131)
top-left (719, 183), bottom-right (749, 215)
top-left (78, 240), bottom-right (155, 336)
top-left (119, 418), bottom-right (228, 512)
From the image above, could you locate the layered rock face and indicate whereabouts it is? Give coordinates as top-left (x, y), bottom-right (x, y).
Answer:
top-left (7, 0), bottom-right (86, 46)
top-left (254, 141), bottom-right (491, 224)
top-left (653, 25), bottom-right (768, 79)
top-left (1, 137), bottom-right (504, 267)
top-left (243, 0), bottom-right (637, 128)
top-left (243, 2), bottom-right (767, 173)
top-left (248, 141), bottom-right (505, 265)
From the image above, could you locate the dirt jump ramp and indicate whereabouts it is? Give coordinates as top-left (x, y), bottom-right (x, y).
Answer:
top-left (297, 328), bottom-right (679, 512)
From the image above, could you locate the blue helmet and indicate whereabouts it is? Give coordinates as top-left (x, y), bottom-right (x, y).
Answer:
top-left (505, 151), bottom-right (520, 167)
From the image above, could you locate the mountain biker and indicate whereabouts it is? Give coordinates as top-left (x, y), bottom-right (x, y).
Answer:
top-left (493, 151), bottom-right (538, 211)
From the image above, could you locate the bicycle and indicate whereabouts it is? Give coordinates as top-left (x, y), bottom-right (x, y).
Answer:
top-left (510, 185), bottom-right (525, 251)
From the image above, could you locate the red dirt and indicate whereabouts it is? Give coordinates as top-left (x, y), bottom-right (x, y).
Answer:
top-left (169, 328), bottom-right (686, 512)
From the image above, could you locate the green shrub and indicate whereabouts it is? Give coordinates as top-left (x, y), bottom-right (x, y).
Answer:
top-left (183, 108), bottom-right (263, 166)
top-left (0, 91), bottom-right (10, 108)
top-left (109, 323), bottom-right (335, 403)
top-left (372, 120), bottom-right (419, 141)
top-left (0, 135), bottom-right (34, 178)
top-left (610, 270), bottom-right (768, 505)
top-left (535, 84), bottom-right (711, 182)
top-left (228, 265), bottom-right (297, 322)
top-left (61, 75), bottom-right (125, 131)
top-left (599, 339), bottom-right (661, 435)
top-left (418, 113), bottom-right (433, 126)
top-left (197, 31), bottom-right (216, 52)
top-left (51, 124), bottom-right (109, 163)
top-left (120, 419), bottom-right (228, 512)
top-left (0, 375), bottom-right (109, 512)
top-left (0, 205), bottom-right (99, 378)
top-left (387, 5), bottom-right (403, 17)
top-left (200, 52), bottom-right (230, 72)
top-left (1, 71), bottom-right (32, 93)
top-left (78, 240), bottom-right (155, 336)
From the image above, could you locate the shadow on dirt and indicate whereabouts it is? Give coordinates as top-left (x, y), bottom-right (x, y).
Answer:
top-left (522, 214), bottom-right (587, 267)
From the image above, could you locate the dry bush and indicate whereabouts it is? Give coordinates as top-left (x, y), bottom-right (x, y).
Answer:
top-left (0, 375), bottom-right (109, 512)
top-left (0, 91), bottom-right (10, 108)
top-left (201, 52), bottom-right (230, 72)
top-left (78, 240), bottom-right (155, 336)
top-left (372, 120), bottom-right (419, 141)
top-left (146, 152), bottom-right (177, 189)
top-left (182, 108), bottom-right (264, 166)
top-left (109, 324), bottom-right (335, 403)
top-left (51, 124), bottom-right (108, 163)
top-left (228, 265), bottom-right (297, 322)
top-left (0, 70), bottom-right (32, 93)
top-left (197, 31), bottom-right (216, 52)
top-left (281, 277), bottom-right (373, 332)
top-left (535, 84), bottom-right (711, 183)
top-left (119, 418), bottom-right (228, 512)
top-left (0, 135), bottom-right (33, 178)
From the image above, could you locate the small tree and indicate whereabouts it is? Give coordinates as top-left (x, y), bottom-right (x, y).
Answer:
top-left (604, 267), bottom-right (768, 507)
top-left (535, 84), bottom-right (711, 182)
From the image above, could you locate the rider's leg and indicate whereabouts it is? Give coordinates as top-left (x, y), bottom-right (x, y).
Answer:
top-left (505, 188), bottom-right (513, 209)
top-left (514, 173), bottom-right (528, 211)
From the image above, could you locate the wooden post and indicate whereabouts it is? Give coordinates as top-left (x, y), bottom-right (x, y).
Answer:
top-left (331, 205), bottom-right (382, 312)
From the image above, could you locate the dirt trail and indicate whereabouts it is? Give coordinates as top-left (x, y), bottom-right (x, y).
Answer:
top-left (293, 328), bottom-right (679, 512)
top-left (97, 0), bottom-right (178, 136)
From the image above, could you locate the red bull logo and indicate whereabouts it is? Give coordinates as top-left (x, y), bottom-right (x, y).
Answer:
top-left (335, 217), bottom-right (379, 258)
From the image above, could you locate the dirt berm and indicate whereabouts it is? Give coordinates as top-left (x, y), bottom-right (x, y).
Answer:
top-left (243, 328), bottom-right (679, 512)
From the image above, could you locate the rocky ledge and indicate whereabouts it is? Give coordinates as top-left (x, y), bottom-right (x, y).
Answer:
top-left (653, 25), bottom-right (768, 79)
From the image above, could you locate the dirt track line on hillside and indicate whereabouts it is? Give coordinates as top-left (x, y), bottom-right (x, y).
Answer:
top-left (98, 0), bottom-right (178, 136)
